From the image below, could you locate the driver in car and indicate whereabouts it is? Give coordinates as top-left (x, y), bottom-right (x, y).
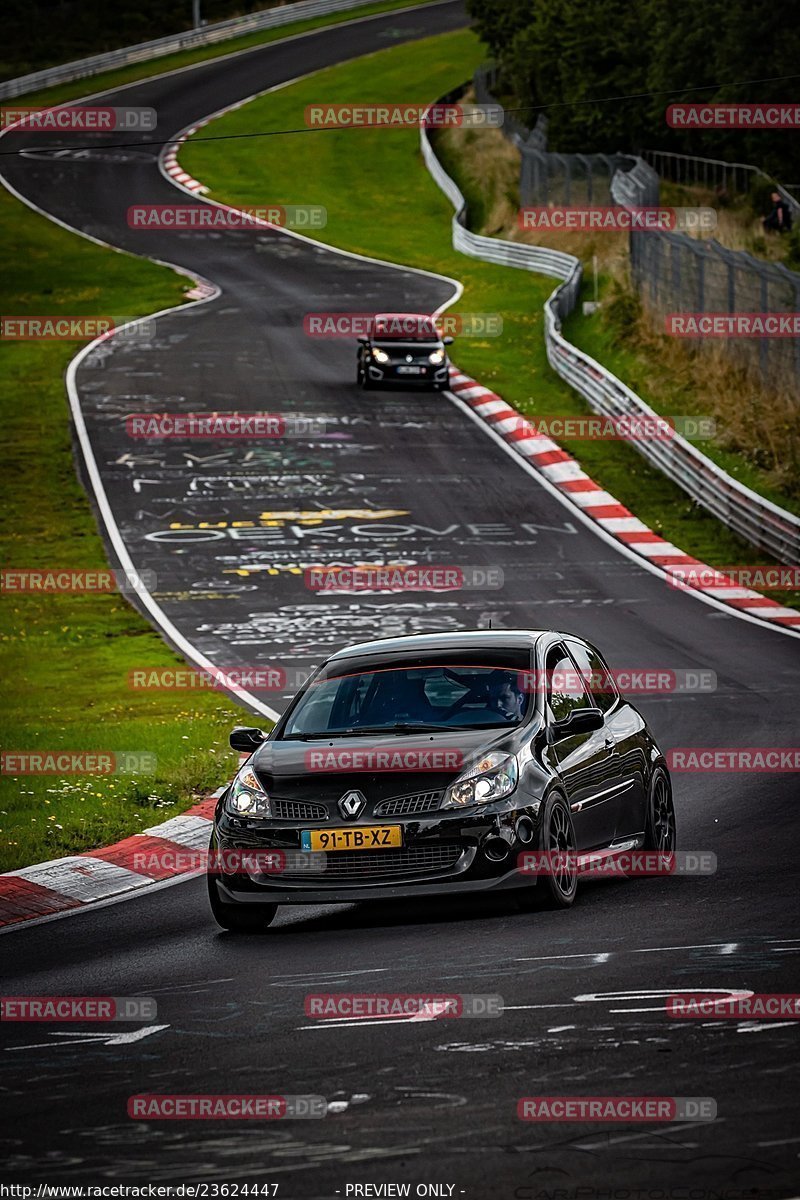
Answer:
top-left (486, 671), bottom-right (526, 722)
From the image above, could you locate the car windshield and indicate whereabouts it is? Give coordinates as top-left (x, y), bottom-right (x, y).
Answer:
top-left (280, 654), bottom-right (533, 738)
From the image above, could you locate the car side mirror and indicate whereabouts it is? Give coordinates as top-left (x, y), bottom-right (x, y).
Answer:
top-left (549, 708), bottom-right (603, 740)
top-left (229, 726), bottom-right (267, 752)
top-left (443, 336), bottom-right (454, 345)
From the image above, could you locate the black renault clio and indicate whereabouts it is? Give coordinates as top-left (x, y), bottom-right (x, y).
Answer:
top-left (208, 630), bottom-right (676, 931)
top-left (356, 312), bottom-right (453, 390)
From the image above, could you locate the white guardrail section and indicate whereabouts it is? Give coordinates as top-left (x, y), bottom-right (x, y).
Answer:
top-left (0, 0), bottom-right (397, 99)
top-left (421, 104), bottom-right (800, 564)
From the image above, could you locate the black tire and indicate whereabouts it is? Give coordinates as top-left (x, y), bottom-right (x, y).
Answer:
top-left (643, 766), bottom-right (677, 852)
top-left (518, 792), bottom-right (578, 911)
top-left (207, 872), bottom-right (278, 933)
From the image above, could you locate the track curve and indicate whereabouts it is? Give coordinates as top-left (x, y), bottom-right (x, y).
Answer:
top-left (1, 4), bottom-right (799, 1192)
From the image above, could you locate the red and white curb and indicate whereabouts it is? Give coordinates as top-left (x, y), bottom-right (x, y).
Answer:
top-left (448, 368), bottom-right (800, 630)
top-left (0, 791), bottom-right (222, 930)
top-left (162, 117), bottom-right (211, 194)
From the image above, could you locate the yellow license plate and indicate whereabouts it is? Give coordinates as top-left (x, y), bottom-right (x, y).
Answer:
top-left (301, 826), bottom-right (402, 852)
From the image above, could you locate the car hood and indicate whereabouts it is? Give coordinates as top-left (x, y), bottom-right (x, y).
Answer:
top-left (251, 726), bottom-right (516, 806)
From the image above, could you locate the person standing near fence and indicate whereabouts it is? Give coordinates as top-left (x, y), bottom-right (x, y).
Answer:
top-left (762, 192), bottom-right (793, 234)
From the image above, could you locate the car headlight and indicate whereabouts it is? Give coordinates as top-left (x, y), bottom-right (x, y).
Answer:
top-left (442, 751), bottom-right (518, 809)
top-left (224, 764), bottom-right (271, 818)
top-left (428, 350), bottom-right (445, 364)
top-left (371, 347), bottom-right (390, 363)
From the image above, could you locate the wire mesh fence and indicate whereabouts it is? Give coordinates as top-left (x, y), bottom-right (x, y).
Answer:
top-left (474, 65), bottom-right (800, 389)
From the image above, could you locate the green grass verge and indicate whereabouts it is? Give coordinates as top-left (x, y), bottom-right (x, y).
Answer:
top-left (12, 0), bottom-right (442, 109)
top-left (0, 0), bottom-right (437, 874)
top-left (565, 286), bottom-right (800, 519)
top-left (0, 190), bottom-right (248, 872)
top-left (181, 29), bottom-right (799, 609)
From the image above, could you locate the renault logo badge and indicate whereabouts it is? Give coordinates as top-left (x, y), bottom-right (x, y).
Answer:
top-left (338, 790), bottom-right (367, 819)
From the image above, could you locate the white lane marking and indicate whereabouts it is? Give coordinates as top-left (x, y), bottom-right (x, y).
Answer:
top-left (7, 1025), bottom-right (169, 1050)
top-left (271, 967), bottom-right (390, 984)
top-left (298, 999), bottom-right (458, 1030)
top-left (719, 942), bottom-right (739, 955)
top-left (736, 1021), bottom-right (799, 1034)
top-left (448, 393), bottom-right (800, 641)
top-left (515, 952), bottom-right (616, 963)
top-left (547, 1025), bottom-right (576, 1032)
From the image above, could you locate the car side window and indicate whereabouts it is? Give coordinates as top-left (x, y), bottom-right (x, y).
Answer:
top-left (566, 641), bottom-right (619, 714)
top-left (545, 644), bottom-right (593, 722)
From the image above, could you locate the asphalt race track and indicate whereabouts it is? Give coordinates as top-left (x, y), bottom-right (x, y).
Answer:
top-left (1, 2), bottom-right (800, 1192)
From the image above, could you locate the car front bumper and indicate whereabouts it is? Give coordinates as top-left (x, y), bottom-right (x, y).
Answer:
top-left (210, 799), bottom-right (543, 906)
top-left (367, 363), bottom-right (449, 385)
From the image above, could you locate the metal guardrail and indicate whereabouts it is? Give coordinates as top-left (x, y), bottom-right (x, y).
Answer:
top-left (420, 99), bottom-right (800, 564)
top-left (0, 0), bottom-right (393, 99)
top-left (644, 149), bottom-right (800, 218)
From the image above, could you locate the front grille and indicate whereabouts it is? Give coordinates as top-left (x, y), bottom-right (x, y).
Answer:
top-left (281, 844), bottom-right (462, 881)
top-left (271, 799), bottom-right (328, 821)
top-left (374, 791), bottom-right (442, 817)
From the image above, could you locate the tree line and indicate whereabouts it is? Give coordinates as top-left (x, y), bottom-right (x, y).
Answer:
top-left (466, 0), bottom-right (800, 184)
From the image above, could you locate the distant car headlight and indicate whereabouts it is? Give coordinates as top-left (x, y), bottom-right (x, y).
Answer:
top-left (371, 347), bottom-right (390, 363)
top-left (224, 764), bottom-right (271, 818)
top-left (428, 349), bottom-right (445, 364)
top-left (442, 751), bottom-right (518, 809)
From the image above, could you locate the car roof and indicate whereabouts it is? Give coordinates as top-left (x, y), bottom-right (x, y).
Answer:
top-left (327, 629), bottom-right (565, 660)
top-left (373, 312), bottom-right (435, 323)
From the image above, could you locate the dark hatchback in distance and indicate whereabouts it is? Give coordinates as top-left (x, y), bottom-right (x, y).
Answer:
top-left (356, 312), bottom-right (453, 390)
top-left (208, 630), bottom-right (676, 931)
